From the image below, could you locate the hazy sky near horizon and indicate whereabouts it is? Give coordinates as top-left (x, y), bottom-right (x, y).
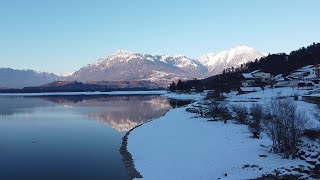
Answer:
top-left (0, 0), bottom-right (320, 75)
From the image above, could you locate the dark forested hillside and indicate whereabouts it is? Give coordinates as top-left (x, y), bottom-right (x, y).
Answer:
top-left (0, 80), bottom-right (163, 93)
top-left (172, 42), bottom-right (320, 92)
top-left (245, 42), bottom-right (320, 75)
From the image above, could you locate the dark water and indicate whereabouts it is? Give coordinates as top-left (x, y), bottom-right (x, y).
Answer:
top-left (0, 95), bottom-right (188, 180)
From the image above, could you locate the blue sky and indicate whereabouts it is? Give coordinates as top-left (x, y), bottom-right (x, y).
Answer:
top-left (0, 0), bottom-right (319, 74)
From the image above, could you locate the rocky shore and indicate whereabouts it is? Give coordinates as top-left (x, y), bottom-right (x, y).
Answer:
top-left (120, 124), bottom-right (143, 179)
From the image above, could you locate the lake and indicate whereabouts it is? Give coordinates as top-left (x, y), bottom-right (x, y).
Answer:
top-left (0, 94), bottom-right (187, 180)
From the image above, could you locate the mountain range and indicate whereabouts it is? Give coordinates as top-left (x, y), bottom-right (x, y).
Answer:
top-left (199, 46), bottom-right (265, 75)
top-left (0, 46), bottom-right (264, 88)
top-left (0, 68), bottom-right (61, 89)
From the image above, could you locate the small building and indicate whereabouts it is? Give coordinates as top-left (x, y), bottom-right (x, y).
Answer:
top-left (297, 80), bottom-right (315, 88)
top-left (287, 64), bottom-right (320, 80)
top-left (274, 80), bottom-right (290, 88)
top-left (239, 87), bottom-right (263, 94)
top-left (274, 80), bottom-right (315, 88)
top-left (316, 67), bottom-right (320, 79)
top-left (189, 87), bottom-right (196, 93)
top-left (273, 74), bottom-right (285, 82)
top-left (302, 94), bottom-right (320, 104)
top-left (241, 69), bottom-right (273, 87)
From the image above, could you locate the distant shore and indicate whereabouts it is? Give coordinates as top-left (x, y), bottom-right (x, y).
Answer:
top-left (0, 90), bottom-right (167, 96)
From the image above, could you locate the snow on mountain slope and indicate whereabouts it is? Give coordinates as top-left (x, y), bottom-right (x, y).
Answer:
top-left (164, 55), bottom-right (207, 75)
top-left (69, 46), bottom-right (265, 86)
top-left (0, 46), bottom-right (265, 89)
top-left (199, 46), bottom-right (265, 75)
top-left (69, 50), bottom-right (207, 86)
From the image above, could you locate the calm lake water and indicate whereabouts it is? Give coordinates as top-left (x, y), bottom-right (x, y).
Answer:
top-left (0, 95), bottom-right (187, 180)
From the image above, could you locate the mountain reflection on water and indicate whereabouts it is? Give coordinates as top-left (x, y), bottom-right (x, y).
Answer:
top-left (45, 95), bottom-right (174, 132)
top-left (0, 94), bottom-right (191, 180)
top-left (0, 95), bottom-right (190, 132)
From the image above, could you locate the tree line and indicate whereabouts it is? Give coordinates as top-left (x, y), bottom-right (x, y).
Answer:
top-left (171, 42), bottom-right (320, 92)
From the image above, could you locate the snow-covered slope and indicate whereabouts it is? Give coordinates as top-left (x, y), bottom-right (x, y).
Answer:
top-left (199, 46), bottom-right (265, 75)
top-left (69, 50), bottom-right (207, 86)
top-left (69, 47), bottom-right (265, 86)
top-left (0, 46), bottom-right (265, 89)
top-left (128, 101), bottom-right (307, 180)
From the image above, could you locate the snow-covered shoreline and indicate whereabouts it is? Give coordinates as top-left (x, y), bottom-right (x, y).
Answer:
top-left (120, 92), bottom-right (204, 179)
top-left (126, 89), bottom-right (319, 179)
top-left (161, 92), bottom-right (205, 101)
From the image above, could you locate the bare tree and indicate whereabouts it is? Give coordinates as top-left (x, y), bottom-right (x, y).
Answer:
top-left (249, 104), bottom-right (263, 138)
top-left (314, 104), bottom-right (320, 121)
top-left (264, 98), bottom-right (307, 159)
top-left (205, 89), bottom-right (225, 101)
top-left (231, 104), bottom-right (248, 124)
top-left (206, 101), bottom-right (230, 121)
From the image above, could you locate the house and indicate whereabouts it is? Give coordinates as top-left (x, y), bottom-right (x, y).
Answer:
top-left (273, 64), bottom-right (320, 88)
top-left (238, 69), bottom-right (272, 94)
top-left (274, 80), bottom-right (290, 88)
top-left (273, 74), bottom-right (285, 82)
top-left (297, 80), bottom-right (315, 88)
top-left (316, 66), bottom-right (320, 79)
top-left (239, 87), bottom-right (263, 94)
top-left (274, 80), bottom-right (315, 88)
top-left (287, 64), bottom-right (320, 80)
top-left (241, 69), bottom-right (273, 87)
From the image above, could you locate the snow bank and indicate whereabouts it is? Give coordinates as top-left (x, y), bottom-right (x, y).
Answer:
top-left (306, 93), bottom-right (320, 97)
top-left (296, 101), bottom-right (320, 130)
top-left (161, 92), bottom-right (204, 100)
top-left (128, 104), bottom-right (307, 180)
top-left (0, 91), bottom-right (206, 101)
top-left (229, 87), bottom-right (310, 100)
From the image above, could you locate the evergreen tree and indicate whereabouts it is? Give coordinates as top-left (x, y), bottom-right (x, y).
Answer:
top-left (169, 81), bottom-right (177, 92)
top-left (176, 79), bottom-right (184, 91)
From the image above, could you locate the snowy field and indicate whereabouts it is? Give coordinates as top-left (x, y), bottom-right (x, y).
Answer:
top-left (228, 87), bottom-right (311, 100)
top-left (127, 88), bottom-right (320, 179)
top-left (227, 87), bottom-right (320, 130)
top-left (128, 103), bottom-right (307, 180)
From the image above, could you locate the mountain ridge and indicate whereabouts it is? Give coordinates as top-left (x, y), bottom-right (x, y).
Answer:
top-left (0, 46), bottom-right (265, 88)
top-left (199, 46), bottom-right (265, 75)
top-left (0, 68), bottom-right (62, 89)
top-left (69, 46), bottom-right (263, 85)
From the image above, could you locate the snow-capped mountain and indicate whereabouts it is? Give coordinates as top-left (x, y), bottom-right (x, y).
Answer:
top-left (69, 46), bottom-right (264, 85)
top-left (0, 46), bottom-right (264, 88)
top-left (69, 50), bottom-right (207, 86)
top-left (199, 46), bottom-right (265, 75)
top-left (0, 68), bottom-right (62, 88)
